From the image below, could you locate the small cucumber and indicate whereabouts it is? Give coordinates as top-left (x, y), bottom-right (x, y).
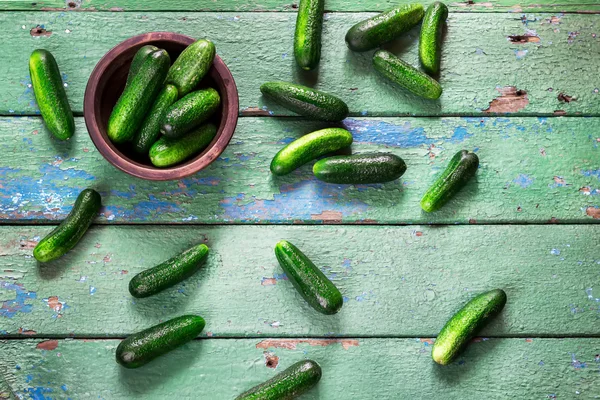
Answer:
top-left (33, 188), bottom-right (101, 263)
top-left (260, 81), bottom-right (348, 122)
top-left (274, 240), bottom-right (343, 315)
top-left (270, 128), bottom-right (353, 176)
top-left (116, 315), bottom-right (205, 369)
top-left (166, 39), bottom-right (216, 97)
top-left (126, 45), bottom-right (159, 88)
top-left (345, 4), bottom-right (424, 52)
top-left (294, 0), bottom-right (325, 71)
top-left (161, 88), bottom-right (221, 138)
top-left (432, 289), bottom-right (507, 365)
top-left (421, 149), bottom-right (479, 212)
top-left (236, 360), bottom-right (322, 400)
top-left (108, 49), bottom-right (170, 144)
top-left (150, 123), bottom-right (217, 168)
top-left (313, 153), bottom-right (406, 184)
top-left (29, 49), bottom-right (74, 141)
top-left (419, 2), bottom-right (449, 75)
top-left (373, 50), bottom-right (442, 100)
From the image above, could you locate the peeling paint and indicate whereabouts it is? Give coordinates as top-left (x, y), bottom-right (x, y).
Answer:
top-left (256, 339), bottom-right (359, 350)
top-left (36, 340), bottom-right (59, 351)
top-left (484, 87), bottom-right (529, 113)
top-left (0, 281), bottom-right (36, 318)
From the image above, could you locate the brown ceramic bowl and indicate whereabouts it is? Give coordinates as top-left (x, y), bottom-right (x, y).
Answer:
top-left (84, 32), bottom-right (238, 181)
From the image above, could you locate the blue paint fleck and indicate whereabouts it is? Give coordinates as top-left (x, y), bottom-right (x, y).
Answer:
top-left (571, 353), bottom-right (586, 369)
top-left (514, 49), bottom-right (528, 59)
top-left (513, 174), bottom-right (534, 188)
top-left (23, 386), bottom-right (53, 400)
top-left (61, 384), bottom-right (68, 392)
top-left (0, 281), bottom-right (37, 318)
top-left (550, 249), bottom-right (561, 255)
top-left (89, 286), bottom-right (96, 295)
top-left (582, 169), bottom-right (600, 180)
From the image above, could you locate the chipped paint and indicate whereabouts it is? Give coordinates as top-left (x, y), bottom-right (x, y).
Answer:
top-left (36, 340), bottom-right (59, 351)
top-left (484, 87), bottom-right (529, 113)
top-left (256, 339), bottom-right (359, 350)
top-left (0, 281), bottom-right (36, 318)
top-left (43, 296), bottom-right (67, 317)
top-left (263, 351), bottom-right (279, 369)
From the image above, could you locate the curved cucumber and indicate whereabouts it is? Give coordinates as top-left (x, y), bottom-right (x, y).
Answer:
top-left (420, 150), bottom-right (479, 212)
top-left (161, 88), bottom-right (221, 138)
top-left (294, 0), bottom-right (325, 71)
top-left (150, 123), bottom-right (217, 168)
top-left (116, 315), bottom-right (205, 369)
top-left (29, 49), bottom-right (74, 141)
top-left (274, 240), bottom-right (343, 315)
top-left (432, 289), bottom-right (507, 365)
top-left (236, 360), bottom-right (322, 400)
top-left (270, 128), bottom-right (353, 176)
top-left (313, 153), bottom-right (406, 184)
top-left (167, 39), bottom-right (216, 97)
top-left (33, 188), bottom-right (101, 263)
top-left (126, 45), bottom-right (159, 88)
top-left (419, 2), bottom-right (448, 75)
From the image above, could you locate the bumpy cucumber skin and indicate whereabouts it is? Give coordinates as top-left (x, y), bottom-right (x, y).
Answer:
top-left (421, 150), bottom-right (479, 212)
top-left (129, 243), bottom-right (209, 298)
top-left (260, 81), bottom-right (348, 122)
top-left (432, 289), bottom-right (507, 365)
top-left (294, 0), bottom-right (325, 71)
top-left (373, 50), bottom-right (442, 100)
top-left (107, 49), bottom-right (170, 144)
top-left (116, 315), bottom-right (205, 369)
top-left (313, 153), bottom-right (407, 184)
top-left (345, 4), bottom-right (424, 52)
top-left (161, 88), bottom-right (220, 138)
top-left (33, 189), bottom-right (101, 263)
top-left (419, 2), bottom-right (449, 75)
top-left (236, 360), bottom-right (322, 400)
top-left (150, 123), bottom-right (217, 168)
top-left (166, 39), bottom-right (216, 97)
top-left (270, 128), bottom-right (353, 176)
top-left (126, 45), bottom-right (159, 88)
top-left (29, 49), bottom-right (75, 141)
top-left (274, 240), bottom-right (343, 315)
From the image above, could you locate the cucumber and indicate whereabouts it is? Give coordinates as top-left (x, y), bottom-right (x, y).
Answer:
top-left (166, 39), bottom-right (216, 97)
top-left (294, 0), bottom-right (325, 71)
top-left (345, 4), bottom-right (424, 52)
top-left (420, 149), bottom-right (479, 212)
top-left (236, 360), bottom-right (322, 400)
top-left (107, 49), bottom-right (170, 144)
top-left (126, 45), bottom-right (159, 88)
top-left (373, 50), bottom-right (442, 100)
top-left (116, 315), bottom-right (205, 369)
top-left (161, 88), bottom-right (220, 138)
top-left (274, 240), bottom-right (343, 315)
top-left (270, 128), bottom-right (353, 176)
top-left (419, 2), bottom-right (448, 75)
top-left (150, 123), bottom-right (217, 168)
top-left (432, 289), bottom-right (507, 365)
top-left (260, 81), bottom-right (348, 122)
top-left (33, 188), bottom-right (101, 263)
top-left (313, 153), bottom-right (407, 184)
top-left (29, 49), bottom-right (74, 141)
top-left (129, 243), bottom-right (209, 298)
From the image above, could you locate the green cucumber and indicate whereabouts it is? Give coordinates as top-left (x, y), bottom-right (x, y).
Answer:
top-left (260, 81), bottom-right (348, 122)
top-left (419, 2), bottom-right (448, 75)
top-left (313, 153), bottom-right (406, 184)
top-left (29, 49), bottom-right (75, 141)
top-left (274, 240), bottom-right (343, 315)
top-left (150, 123), bottom-right (217, 168)
top-left (161, 88), bottom-right (220, 138)
top-left (108, 49), bottom-right (170, 143)
top-left (129, 243), bottom-right (209, 298)
top-left (33, 188), bottom-right (101, 263)
top-left (270, 128), bottom-right (353, 176)
top-left (420, 149), bottom-right (479, 212)
top-left (345, 4), bottom-right (424, 52)
top-left (116, 315), bottom-right (205, 369)
top-left (373, 50), bottom-right (442, 100)
top-left (167, 39), bottom-right (216, 97)
top-left (294, 0), bottom-right (325, 71)
top-left (432, 289), bottom-right (507, 365)
top-left (126, 45), bottom-right (159, 88)
top-left (236, 360), bottom-right (322, 400)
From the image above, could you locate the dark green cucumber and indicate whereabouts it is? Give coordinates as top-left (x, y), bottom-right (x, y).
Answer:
top-left (150, 123), bottom-right (217, 168)
top-left (373, 50), bottom-right (442, 100)
top-left (294, 0), bottom-right (325, 71)
top-left (236, 360), bottom-right (322, 400)
top-left (260, 81), bottom-right (348, 122)
top-left (116, 315), bottom-right (205, 369)
top-left (432, 289), bottom-right (507, 365)
top-left (161, 88), bottom-right (220, 138)
top-left (270, 128), bottom-right (353, 176)
top-left (274, 240), bottom-right (343, 315)
top-left (129, 243), bottom-right (209, 298)
top-left (166, 39), bottom-right (216, 97)
top-left (420, 149), bottom-right (479, 212)
top-left (29, 49), bottom-right (74, 141)
top-left (313, 153), bottom-right (406, 184)
top-left (126, 45), bottom-right (159, 88)
top-left (419, 2), bottom-right (449, 75)
top-left (345, 4), bottom-right (424, 52)
top-left (108, 49), bottom-right (170, 143)
top-left (33, 188), bottom-right (101, 263)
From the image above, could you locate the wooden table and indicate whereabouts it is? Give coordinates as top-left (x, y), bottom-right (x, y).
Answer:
top-left (1, 1), bottom-right (599, 398)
